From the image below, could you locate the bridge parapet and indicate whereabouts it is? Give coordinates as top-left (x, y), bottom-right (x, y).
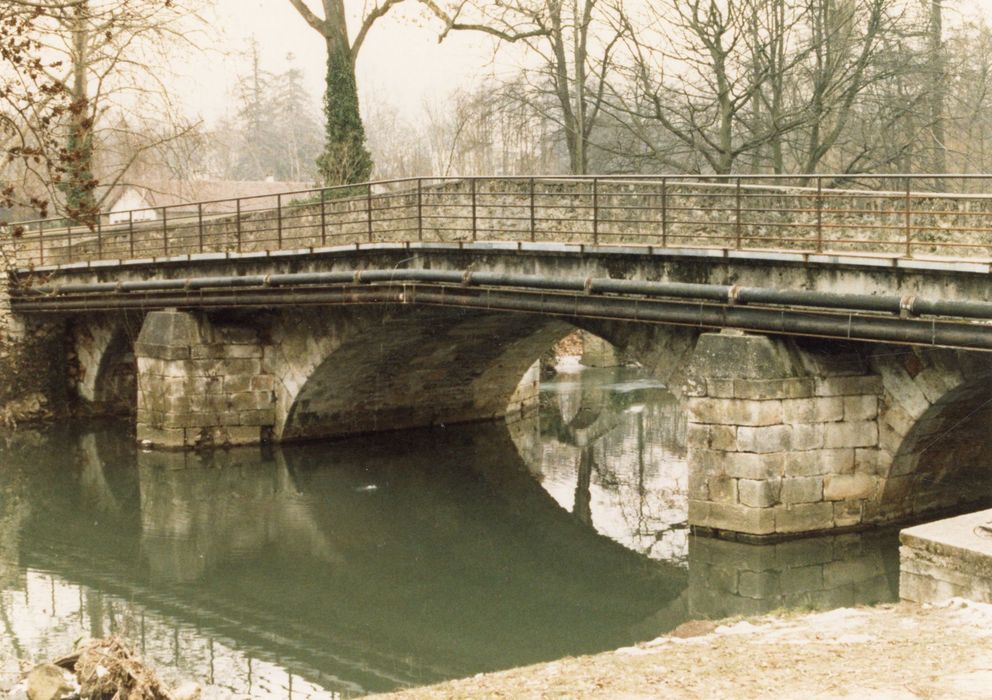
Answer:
top-left (11, 174), bottom-right (992, 268)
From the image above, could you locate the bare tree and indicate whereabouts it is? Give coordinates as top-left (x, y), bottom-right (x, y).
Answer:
top-left (422, 0), bottom-right (626, 175)
top-left (1, 0), bottom-right (207, 222)
top-left (609, 0), bottom-right (814, 174)
top-left (0, 1), bottom-right (76, 222)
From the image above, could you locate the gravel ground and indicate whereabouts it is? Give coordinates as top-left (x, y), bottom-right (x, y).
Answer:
top-left (369, 599), bottom-right (992, 699)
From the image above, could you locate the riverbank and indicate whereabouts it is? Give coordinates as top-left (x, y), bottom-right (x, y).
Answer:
top-left (370, 599), bottom-right (992, 699)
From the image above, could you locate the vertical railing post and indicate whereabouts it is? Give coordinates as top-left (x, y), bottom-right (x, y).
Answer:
top-left (320, 188), bottom-right (327, 246)
top-left (67, 223), bottom-right (72, 258)
top-left (162, 207), bottom-right (168, 256)
top-left (470, 178), bottom-right (477, 242)
top-left (38, 223), bottom-right (44, 266)
top-left (197, 202), bottom-right (204, 253)
top-left (96, 215), bottom-right (103, 259)
top-left (236, 198), bottom-right (242, 253)
top-left (276, 193), bottom-right (283, 248)
top-left (417, 178), bottom-right (423, 241)
top-left (816, 176), bottom-right (823, 253)
top-left (367, 183), bottom-right (374, 243)
top-left (661, 177), bottom-right (668, 247)
top-left (128, 211), bottom-right (134, 259)
top-left (592, 177), bottom-right (599, 246)
top-left (529, 177), bottom-right (536, 242)
top-left (905, 177), bottom-right (913, 258)
top-left (735, 177), bottom-right (743, 249)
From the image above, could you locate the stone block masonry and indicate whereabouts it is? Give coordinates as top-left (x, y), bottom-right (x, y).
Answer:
top-left (686, 331), bottom-right (884, 540)
top-left (0, 237), bottom-right (68, 424)
top-left (136, 309), bottom-right (275, 449)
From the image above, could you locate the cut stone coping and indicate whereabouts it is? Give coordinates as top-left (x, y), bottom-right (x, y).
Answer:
top-left (899, 508), bottom-right (992, 605)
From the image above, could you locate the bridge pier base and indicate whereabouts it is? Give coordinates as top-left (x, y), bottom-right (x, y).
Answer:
top-left (135, 309), bottom-right (275, 449)
top-left (685, 331), bottom-right (884, 541)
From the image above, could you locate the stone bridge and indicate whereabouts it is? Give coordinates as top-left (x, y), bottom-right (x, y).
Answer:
top-left (6, 175), bottom-right (992, 542)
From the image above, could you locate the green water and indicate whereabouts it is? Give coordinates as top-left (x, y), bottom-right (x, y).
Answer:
top-left (0, 365), bottom-right (898, 698)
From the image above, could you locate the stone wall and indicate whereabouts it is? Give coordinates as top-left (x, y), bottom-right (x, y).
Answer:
top-left (0, 236), bottom-right (67, 424)
top-left (25, 178), bottom-right (992, 267)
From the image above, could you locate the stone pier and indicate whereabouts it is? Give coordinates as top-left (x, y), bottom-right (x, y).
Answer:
top-left (685, 332), bottom-right (884, 541)
top-left (135, 309), bottom-right (275, 449)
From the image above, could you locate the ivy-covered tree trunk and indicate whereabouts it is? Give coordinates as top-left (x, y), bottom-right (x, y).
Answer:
top-left (315, 0), bottom-right (372, 186)
top-left (61, 1), bottom-right (97, 223)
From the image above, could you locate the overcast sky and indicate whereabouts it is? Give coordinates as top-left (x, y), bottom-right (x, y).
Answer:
top-left (184, 0), bottom-right (496, 124)
top-left (184, 0), bottom-right (992, 126)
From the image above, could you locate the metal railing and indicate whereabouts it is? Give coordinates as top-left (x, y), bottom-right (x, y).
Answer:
top-left (9, 174), bottom-right (992, 268)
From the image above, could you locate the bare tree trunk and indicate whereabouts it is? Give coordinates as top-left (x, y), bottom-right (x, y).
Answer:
top-left (929, 0), bottom-right (946, 176)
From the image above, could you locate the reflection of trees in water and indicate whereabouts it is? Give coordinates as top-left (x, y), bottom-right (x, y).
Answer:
top-left (0, 419), bottom-right (688, 697)
top-left (516, 367), bottom-right (690, 563)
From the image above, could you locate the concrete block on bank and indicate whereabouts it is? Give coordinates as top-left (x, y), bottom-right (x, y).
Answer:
top-left (900, 509), bottom-right (992, 604)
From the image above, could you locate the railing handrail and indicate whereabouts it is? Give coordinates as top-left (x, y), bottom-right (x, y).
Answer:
top-left (9, 173), bottom-right (992, 230)
top-left (9, 173), bottom-right (992, 269)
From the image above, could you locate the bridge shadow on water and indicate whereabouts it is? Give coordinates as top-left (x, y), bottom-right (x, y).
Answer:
top-left (0, 367), bottom-right (903, 697)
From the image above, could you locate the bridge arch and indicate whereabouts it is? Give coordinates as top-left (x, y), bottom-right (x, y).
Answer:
top-left (71, 315), bottom-right (140, 415)
top-left (266, 307), bottom-right (701, 443)
top-left (871, 348), bottom-right (992, 523)
top-left (270, 307), bottom-right (574, 442)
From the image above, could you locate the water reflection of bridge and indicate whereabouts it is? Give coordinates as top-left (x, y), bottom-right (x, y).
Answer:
top-left (0, 384), bottom-right (900, 696)
top-left (2, 420), bottom-right (688, 696)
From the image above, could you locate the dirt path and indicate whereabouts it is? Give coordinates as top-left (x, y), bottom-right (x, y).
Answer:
top-left (369, 599), bottom-right (992, 699)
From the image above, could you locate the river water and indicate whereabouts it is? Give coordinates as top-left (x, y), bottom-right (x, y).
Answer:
top-left (0, 363), bottom-right (899, 698)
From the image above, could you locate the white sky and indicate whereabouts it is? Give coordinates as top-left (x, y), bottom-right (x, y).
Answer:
top-left (186, 0), bottom-right (500, 125)
top-left (183, 0), bottom-right (992, 126)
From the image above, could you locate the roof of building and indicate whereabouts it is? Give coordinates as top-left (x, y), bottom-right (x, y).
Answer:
top-left (104, 179), bottom-right (318, 214)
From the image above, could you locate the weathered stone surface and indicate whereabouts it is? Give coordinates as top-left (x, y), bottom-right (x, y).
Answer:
top-left (697, 450), bottom-right (784, 480)
top-left (823, 473), bottom-right (877, 501)
top-left (843, 395), bottom-right (878, 421)
top-left (833, 500), bottom-right (864, 527)
top-left (900, 509), bottom-right (992, 604)
top-left (687, 332), bottom-right (801, 381)
top-left (135, 309), bottom-right (274, 449)
top-left (780, 476), bottom-right (823, 505)
top-left (774, 502), bottom-right (835, 533)
top-left (733, 377), bottom-right (814, 400)
top-left (688, 397), bottom-right (783, 426)
top-left (696, 500), bottom-right (777, 535)
top-left (738, 478), bottom-right (780, 508)
top-left (814, 375), bottom-right (882, 397)
top-left (736, 425), bottom-right (792, 453)
top-left (782, 397), bottom-right (843, 424)
top-left (821, 421), bottom-right (878, 449)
